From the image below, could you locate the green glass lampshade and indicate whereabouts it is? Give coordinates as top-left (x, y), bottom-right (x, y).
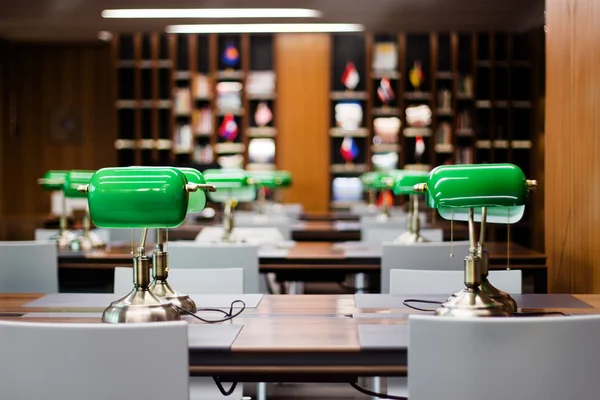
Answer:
top-left (392, 170), bottom-right (429, 196)
top-left (87, 167), bottom-right (189, 228)
top-left (63, 170), bottom-right (95, 199)
top-left (204, 169), bottom-right (256, 203)
top-left (360, 170), bottom-right (400, 191)
top-left (38, 170), bottom-right (68, 191)
top-left (177, 167), bottom-right (207, 213)
top-left (420, 164), bottom-right (534, 224)
top-left (247, 170), bottom-right (293, 189)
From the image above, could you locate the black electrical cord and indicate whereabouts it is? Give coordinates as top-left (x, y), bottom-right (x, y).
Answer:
top-left (174, 300), bottom-right (246, 323)
top-left (212, 376), bottom-right (238, 396)
top-left (350, 382), bottom-right (408, 400)
top-left (512, 311), bottom-right (568, 317)
top-left (402, 299), bottom-right (442, 312)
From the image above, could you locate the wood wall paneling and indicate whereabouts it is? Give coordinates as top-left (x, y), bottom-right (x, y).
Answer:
top-left (0, 43), bottom-right (115, 240)
top-left (275, 34), bottom-right (331, 214)
top-left (545, 0), bottom-right (600, 293)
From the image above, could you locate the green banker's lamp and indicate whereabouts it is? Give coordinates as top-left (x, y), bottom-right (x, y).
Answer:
top-left (79, 166), bottom-right (206, 323)
top-left (359, 171), bottom-right (382, 213)
top-left (204, 169), bottom-right (257, 242)
top-left (37, 170), bottom-right (77, 249)
top-left (361, 170), bottom-right (400, 221)
top-left (247, 170), bottom-right (292, 216)
top-left (63, 170), bottom-right (107, 251)
top-left (149, 167), bottom-right (215, 313)
top-left (415, 163), bottom-right (536, 317)
top-left (392, 170), bottom-right (429, 243)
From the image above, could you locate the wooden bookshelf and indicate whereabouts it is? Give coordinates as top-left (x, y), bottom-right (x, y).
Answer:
top-left (326, 30), bottom-right (540, 208)
top-left (111, 33), bottom-right (276, 169)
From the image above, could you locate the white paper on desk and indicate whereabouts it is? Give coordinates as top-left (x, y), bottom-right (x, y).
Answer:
top-left (195, 227), bottom-right (286, 245)
top-left (333, 221), bottom-right (361, 231)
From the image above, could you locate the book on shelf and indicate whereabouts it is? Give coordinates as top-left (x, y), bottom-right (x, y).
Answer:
top-left (192, 107), bottom-right (212, 135)
top-left (436, 122), bottom-right (452, 145)
top-left (173, 124), bottom-right (192, 151)
top-left (174, 87), bottom-right (191, 115)
top-left (459, 75), bottom-right (474, 97)
top-left (457, 110), bottom-right (473, 131)
top-left (193, 74), bottom-right (212, 99)
top-left (456, 147), bottom-right (474, 164)
top-left (193, 144), bottom-right (213, 163)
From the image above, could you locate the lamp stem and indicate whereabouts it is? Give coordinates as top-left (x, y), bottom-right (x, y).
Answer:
top-left (153, 228), bottom-right (168, 281)
top-left (257, 186), bottom-right (266, 215)
top-left (368, 190), bottom-right (376, 206)
top-left (478, 207), bottom-right (489, 277)
top-left (464, 208), bottom-right (481, 289)
top-left (59, 192), bottom-right (67, 234)
top-left (223, 198), bottom-right (235, 240)
top-left (83, 210), bottom-right (91, 237)
top-left (412, 193), bottom-right (420, 236)
top-left (133, 228), bottom-right (150, 288)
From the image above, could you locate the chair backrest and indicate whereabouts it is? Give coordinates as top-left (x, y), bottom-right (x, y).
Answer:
top-left (362, 228), bottom-right (443, 243)
top-left (0, 241), bottom-right (58, 293)
top-left (408, 314), bottom-right (600, 400)
top-left (108, 228), bottom-right (157, 244)
top-left (389, 269), bottom-right (522, 295)
top-left (351, 204), bottom-right (407, 217)
top-left (167, 242), bottom-right (260, 293)
top-left (35, 228), bottom-right (110, 242)
top-left (231, 213), bottom-right (292, 240)
top-left (380, 241), bottom-right (470, 293)
top-left (114, 267), bottom-right (244, 295)
top-left (360, 214), bottom-right (428, 242)
top-left (0, 320), bottom-right (189, 400)
top-left (195, 226), bottom-right (287, 244)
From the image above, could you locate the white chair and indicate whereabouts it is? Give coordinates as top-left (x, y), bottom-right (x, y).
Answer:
top-left (0, 241), bottom-right (58, 293)
top-left (114, 267), bottom-right (244, 295)
top-left (351, 204), bottom-right (406, 217)
top-left (168, 242), bottom-right (260, 294)
top-left (360, 214), bottom-right (428, 243)
top-left (389, 269), bottom-right (522, 295)
top-left (35, 228), bottom-right (111, 242)
top-left (407, 314), bottom-right (600, 400)
top-left (0, 320), bottom-right (189, 400)
top-left (108, 228), bottom-right (157, 244)
top-left (381, 241), bottom-right (470, 293)
top-left (362, 228), bottom-right (443, 243)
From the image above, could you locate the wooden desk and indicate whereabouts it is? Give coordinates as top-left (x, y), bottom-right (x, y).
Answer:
top-left (167, 220), bottom-right (471, 242)
top-left (0, 293), bottom-right (597, 381)
top-left (57, 241), bottom-right (547, 293)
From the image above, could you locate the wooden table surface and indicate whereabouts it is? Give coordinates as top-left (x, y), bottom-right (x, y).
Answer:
top-left (58, 241), bottom-right (545, 267)
top-left (1, 293), bottom-right (598, 380)
top-left (168, 220), bottom-right (472, 242)
top-left (57, 241), bottom-right (548, 292)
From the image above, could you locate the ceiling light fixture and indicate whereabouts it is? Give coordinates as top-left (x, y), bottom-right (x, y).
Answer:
top-left (101, 8), bottom-right (321, 19)
top-left (166, 23), bottom-right (364, 34)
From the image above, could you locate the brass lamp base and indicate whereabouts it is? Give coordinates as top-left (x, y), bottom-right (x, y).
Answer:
top-left (436, 289), bottom-right (510, 317)
top-left (394, 231), bottom-right (428, 243)
top-left (56, 231), bottom-right (77, 250)
top-left (102, 288), bottom-right (180, 323)
top-left (70, 232), bottom-right (106, 251)
top-left (150, 280), bottom-right (197, 313)
top-left (481, 278), bottom-right (517, 313)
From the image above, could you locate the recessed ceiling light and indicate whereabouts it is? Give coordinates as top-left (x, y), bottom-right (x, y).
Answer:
top-left (101, 8), bottom-right (322, 19)
top-left (166, 23), bottom-right (364, 34)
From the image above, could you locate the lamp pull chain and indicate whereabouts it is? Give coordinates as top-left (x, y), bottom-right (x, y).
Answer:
top-left (165, 228), bottom-right (169, 274)
top-left (130, 229), bottom-right (134, 255)
top-left (450, 209), bottom-right (454, 257)
top-left (507, 208), bottom-right (510, 270)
